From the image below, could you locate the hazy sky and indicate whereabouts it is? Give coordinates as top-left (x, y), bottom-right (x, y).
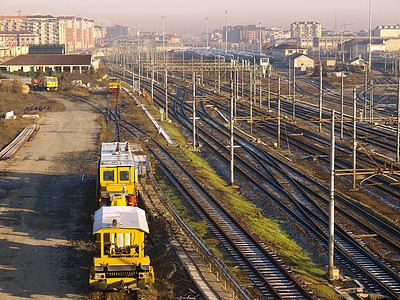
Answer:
top-left (2, 0), bottom-right (399, 34)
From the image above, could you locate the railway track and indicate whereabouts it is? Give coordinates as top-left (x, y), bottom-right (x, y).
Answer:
top-left (162, 80), bottom-right (400, 297)
top-left (150, 141), bottom-right (313, 299)
top-left (111, 66), bottom-right (400, 298)
top-left (67, 91), bottom-right (253, 299)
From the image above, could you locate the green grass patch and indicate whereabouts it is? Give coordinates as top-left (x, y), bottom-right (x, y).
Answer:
top-left (156, 175), bottom-right (208, 239)
top-left (156, 120), bottom-right (338, 298)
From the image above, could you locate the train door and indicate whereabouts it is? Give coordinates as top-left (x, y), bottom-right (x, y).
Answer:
top-left (101, 168), bottom-right (115, 191)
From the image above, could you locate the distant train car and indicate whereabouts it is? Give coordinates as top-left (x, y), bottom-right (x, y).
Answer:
top-left (89, 206), bottom-right (155, 290)
top-left (109, 78), bottom-right (121, 93)
top-left (98, 142), bottom-right (147, 207)
top-left (43, 77), bottom-right (58, 91)
top-left (31, 76), bottom-right (58, 91)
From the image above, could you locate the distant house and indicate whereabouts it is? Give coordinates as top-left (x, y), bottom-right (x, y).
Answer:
top-left (351, 39), bottom-right (386, 54)
top-left (268, 44), bottom-right (307, 61)
top-left (350, 58), bottom-right (368, 66)
top-left (321, 57), bottom-right (336, 68)
top-left (0, 54), bottom-right (93, 72)
top-left (350, 58), bottom-right (368, 72)
top-left (288, 53), bottom-right (314, 70)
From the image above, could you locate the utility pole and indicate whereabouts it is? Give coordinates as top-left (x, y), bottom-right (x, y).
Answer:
top-left (328, 109), bottom-right (336, 282)
top-left (241, 61), bottom-right (244, 99)
top-left (259, 73), bottom-right (262, 108)
top-left (230, 73), bottom-right (235, 185)
top-left (397, 80), bottom-right (400, 161)
top-left (132, 61), bottom-right (135, 93)
top-left (288, 58), bottom-right (291, 106)
top-left (293, 64), bottom-right (296, 121)
top-left (319, 65), bottom-right (323, 132)
top-left (268, 72), bottom-right (271, 111)
top-left (368, 0), bottom-right (372, 73)
top-left (277, 77), bottom-right (281, 149)
top-left (193, 72), bottom-right (197, 150)
top-left (225, 10), bottom-right (228, 55)
top-left (364, 67), bottom-right (368, 121)
top-left (138, 51), bottom-right (141, 93)
top-left (151, 64), bottom-right (154, 100)
top-left (137, 22), bottom-right (140, 48)
top-left (250, 71), bottom-right (253, 124)
top-left (259, 22), bottom-right (262, 54)
top-left (123, 53), bottom-right (126, 84)
top-left (165, 68), bottom-right (168, 121)
top-left (162, 16), bottom-right (165, 61)
top-left (218, 67), bottom-right (221, 94)
top-left (206, 17), bottom-right (209, 48)
top-left (370, 80), bottom-right (373, 122)
top-left (353, 89), bottom-right (357, 189)
top-left (340, 72), bottom-right (344, 139)
top-left (235, 69), bottom-right (238, 118)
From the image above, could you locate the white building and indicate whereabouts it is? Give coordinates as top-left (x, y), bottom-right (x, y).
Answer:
top-left (350, 40), bottom-right (386, 55)
top-left (288, 53), bottom-right (315, 70)
top-left (372, 25), bottom-right (400, 38)
top-left (291, 21), bottom-right (322, 39)
top-left (269, 44), bottom-right (307, 61)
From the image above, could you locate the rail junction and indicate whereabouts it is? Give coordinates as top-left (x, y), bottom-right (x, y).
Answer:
top-left (60, 48), bottom-right (400, 299)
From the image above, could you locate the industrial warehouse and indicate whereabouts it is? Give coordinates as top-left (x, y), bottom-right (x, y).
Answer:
top-left (0, 54), bottom-right (94, 73)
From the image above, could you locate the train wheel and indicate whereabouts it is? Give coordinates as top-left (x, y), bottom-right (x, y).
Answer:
top-left (137, 279), bottom-right (146, 289)
top-left (99, 279), bottom-right (107, 290)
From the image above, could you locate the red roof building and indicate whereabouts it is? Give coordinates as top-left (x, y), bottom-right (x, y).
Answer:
top-left (0, 54), bottom-right (92, 73)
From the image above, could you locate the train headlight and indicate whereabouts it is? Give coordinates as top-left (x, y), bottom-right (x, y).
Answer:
top-left (139, 273), bottom-right (148, 278)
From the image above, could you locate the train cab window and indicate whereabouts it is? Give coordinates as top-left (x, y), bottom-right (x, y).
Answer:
top-left (103, 171), bottom-right (114, 181)
top-left (119, 171), bottom-right (129, 181)
top-left (95, 233), bottom-right (101, 256)
top-left (103, 233), bottom-right (111, 255)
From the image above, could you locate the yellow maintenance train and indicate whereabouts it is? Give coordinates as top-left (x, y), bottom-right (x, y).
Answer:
top-left (90, 142), bottom-right (154, 291)
top-left (109, 78), bottom-right (121, 93)
top-left (97, 142), bottom-right (139, 206)
top-left (31, 76), bottom-right (58, 91)
top-left (89, 206), bottom-right (155, 290)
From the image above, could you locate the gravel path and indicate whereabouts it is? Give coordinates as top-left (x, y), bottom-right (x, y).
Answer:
top-left (0, 95), bottom-right (100, 299)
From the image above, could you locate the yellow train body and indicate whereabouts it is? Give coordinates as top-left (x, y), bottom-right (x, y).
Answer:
top-left (109, 78), bottom-right (121, 93)
top-left (98, 142), bottom-right (138, 206)
top-left (89, 206), bottom-right (155, 290)
top-left (43, 76), bottom-right (58, 91)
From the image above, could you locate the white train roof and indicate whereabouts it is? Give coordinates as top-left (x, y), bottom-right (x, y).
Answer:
top-left (100, 142), bottom-right (135, 167)
top-left (93, 206), bottom-right (149, 234)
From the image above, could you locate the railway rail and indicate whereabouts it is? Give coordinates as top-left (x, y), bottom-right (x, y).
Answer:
top-left (0, 125), bottom-right (39, 160)
top-left (143, 72), bottom-right (400, 298)
top-left (110, 65), bottom-right (400, 298)
top-left (150, 141), bottom-right (313, 299)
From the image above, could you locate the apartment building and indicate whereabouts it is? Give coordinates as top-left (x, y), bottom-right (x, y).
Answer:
top-left (106, 25), bottom-right (129, 37)
top-left (291, 21), bottom-right (321, 38)
top-left (58, 16), bottom-right (94, 51)
top-left (0, 15), bottom-right (94, 52)
top-left (0, 31), bottom-right (39, 47)
top-left (222, 25), bottom-right (265, 43)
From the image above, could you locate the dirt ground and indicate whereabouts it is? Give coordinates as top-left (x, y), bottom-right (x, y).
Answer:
top-left (0, 95), bottom-right (100, 299)
top-left (0, 92), bottom-right (201, 300)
